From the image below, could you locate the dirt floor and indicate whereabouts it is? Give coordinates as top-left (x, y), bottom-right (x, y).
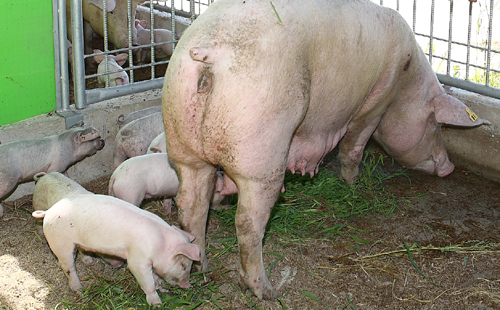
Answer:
top-left (1, 151), bottom-right (499, 309)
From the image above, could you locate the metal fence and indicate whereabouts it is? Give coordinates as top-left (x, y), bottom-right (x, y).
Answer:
top-left (54, 0), bottom-right (499, 114)
top-left (375, 0), bottom-right (499, 99)
top-left (54, 0), bottom-right (212, 113)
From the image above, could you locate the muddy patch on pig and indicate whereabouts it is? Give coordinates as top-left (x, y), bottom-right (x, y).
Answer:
top-left (1, 152), bottom-right (499, 309)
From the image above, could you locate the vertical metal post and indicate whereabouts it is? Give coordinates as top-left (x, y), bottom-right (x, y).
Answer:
top-left (466, 1), bottom-right (473, 80)
top-left (150, 3), bottom-right (156, 79)
top-left (171, 0), bottom-right (177, 50)
top-left (429, 0), bottom-right (435, 65)
top-left (103, 0), bottom-right (110, 87)
top-left (71, 0), bottom-right (86, 109)
top-left (412, 0), bottom-right (417, 33)
top-left (127, 0), bottom-right (134, 83)
top-left (446, 0), bottom-right (453, 76)
top-left (57, 0), bottom-right (70, 111)
top-left (485, 0), bottom-right (494, 87)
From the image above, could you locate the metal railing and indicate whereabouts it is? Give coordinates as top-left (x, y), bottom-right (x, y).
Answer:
top-left (55, 0), bottom-right (210, 112)
top-left (376, 0), bottom-right (500, 99)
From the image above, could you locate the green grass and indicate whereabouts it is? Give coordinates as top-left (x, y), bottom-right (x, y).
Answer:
top-left (214, 149), bottom-right (410, 242)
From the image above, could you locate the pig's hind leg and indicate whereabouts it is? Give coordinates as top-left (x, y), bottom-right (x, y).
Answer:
top-left (232, 177), bottom-right (282, 300)
top-left (50, 243), bottom-right (83, 294)
top-left (174, 163), bottom-right (218, 271)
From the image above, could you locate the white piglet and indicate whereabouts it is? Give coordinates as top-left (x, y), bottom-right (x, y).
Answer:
top-left (32, 194), bottom-right (200, 307)
top-left (93, 49), bottom-right (129, 87)
top-left (135, 19), bottom-right (176, 64)
top-left (109, 153), bottom-right (229, 213)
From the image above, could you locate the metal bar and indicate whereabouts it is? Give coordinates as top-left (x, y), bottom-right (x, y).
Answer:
top-left (485, 0), bottom-right (494, 87)
top-left (103, 0), bottom-right (110, 87)
top-left (128, 0), bottom-right (134, 83)
top-left (70, 0), bottom-right (86, 109)
top-left (86, 78), bottom-right (165, 105)
top-left (412, 0), bottom-right (416, 33)
top-left (466, 1), bottom-right (473, 80)
top-left (429, 0), bottom-right (435, 65)
top-left (446, 0), bottom-right (453, 76)
top-left (56, 0), bottom-right (70, 112)
top-left (150, 2), bottom-right (156, 79)
top-left (437, 74), bottom-right (500, 99)
top-left (171, 0), bottom-right (177, 50)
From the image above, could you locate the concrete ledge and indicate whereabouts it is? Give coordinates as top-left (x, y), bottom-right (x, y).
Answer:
top-left (1, 86), bottom-right (499, 203)
top-left (443, 87), bottom-right (500, 183)
top-left (0, 88), bottom-right (162, 202)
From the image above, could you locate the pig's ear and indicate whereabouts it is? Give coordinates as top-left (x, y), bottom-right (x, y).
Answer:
top-left (135, 19), bottom-right (140, 27)
top-left (140, 20), bottom-right (147, 28)
top-left (174, 243), bottom-right (201, 262)
top-left (89, 0), bottom-right (116, 12)
top-left (172, 225), bottom-right (196, 242)
top-left (93, 49), bottom-right (105, 64)
top-left (114, 53), bottom-right (129, 66)
top-left (433, 93), bottom-right (490, 127)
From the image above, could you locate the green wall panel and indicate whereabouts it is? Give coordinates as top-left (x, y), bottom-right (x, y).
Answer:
top-left (0, 0), bottom-right (56, 126)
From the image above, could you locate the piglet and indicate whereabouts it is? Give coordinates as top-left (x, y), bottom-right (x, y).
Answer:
top-left (113, 112), bottom-right (164, 169)
top-left (109, 153), bottom-right (230, 213)
top-left (147, 131), bottom-right (166, 154)
top-left (0, 126), bottom-right (105, 217)
top-left (135, 20), bottom-right (177, 64)
top-left (32, 172), bottom-right (91, 235)
top-left (32, 194), bottom-right (200, 306)
top-left (93, 49), bottom-right (130, 87)
top-left (116, 106), bottom-right (162, 129)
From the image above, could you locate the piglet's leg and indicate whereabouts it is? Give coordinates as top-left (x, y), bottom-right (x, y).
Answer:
top-left (235, 179), bottom-right (281, 300)
top-left (128, 260), bottom-right (161, 306)
top-left (55, 247), bottom-right (83, 294)
top-left (175, 164), bottom-right (217, 271)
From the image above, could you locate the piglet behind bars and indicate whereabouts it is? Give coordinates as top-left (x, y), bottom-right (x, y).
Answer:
top-left (0, 126), bottom-right (105, 217)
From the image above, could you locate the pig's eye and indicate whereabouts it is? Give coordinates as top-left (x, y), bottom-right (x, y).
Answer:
top-left (181, 263), bottom-right (187, 271)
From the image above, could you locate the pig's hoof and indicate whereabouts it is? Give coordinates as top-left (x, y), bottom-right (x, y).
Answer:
top-left (239, 275), bottom-right (279, 300)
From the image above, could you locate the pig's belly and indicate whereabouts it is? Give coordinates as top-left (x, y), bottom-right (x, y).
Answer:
top-left (286, 126), bottom-right (348, 177)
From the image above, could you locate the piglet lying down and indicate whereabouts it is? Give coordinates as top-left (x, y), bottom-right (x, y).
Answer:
top-left (33, 195), bottom-right (200, 306)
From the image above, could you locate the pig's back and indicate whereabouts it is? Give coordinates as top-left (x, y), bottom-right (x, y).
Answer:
top-left (43, 195), bottom-right (171, 257)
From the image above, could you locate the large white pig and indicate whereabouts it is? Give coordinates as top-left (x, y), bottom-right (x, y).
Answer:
top-left (0, 126), bottom-right (105, 218)
top-left (32, 194), bottom-right (200, 306)
top-left (161, 0), bottom-right (490, 300)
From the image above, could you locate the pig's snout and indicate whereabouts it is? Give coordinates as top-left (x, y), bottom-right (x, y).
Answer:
top-left (96, 139), bottom-right (105, 150)
top-left (436, 158), bottom-right (454, 177)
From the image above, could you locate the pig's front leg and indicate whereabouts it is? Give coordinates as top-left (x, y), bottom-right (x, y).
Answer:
top-left (128, 260), bottom-right (161, 306)
top-left (235, 179), bottom-right (281, 300)
top-left (339, 115), bottom-right (383, 184)
top-left (175, 164), bottom-right (217, 271)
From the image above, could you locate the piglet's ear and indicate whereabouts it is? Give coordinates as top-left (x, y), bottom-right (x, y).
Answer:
top-left (114, 53), bottom-right (129, 66)
top-left (174, 243), bottom-right (201, 262)
top-left (433, 93), bottom-right (490, 127)
top-left (172, 225), bottom-right (196, 242)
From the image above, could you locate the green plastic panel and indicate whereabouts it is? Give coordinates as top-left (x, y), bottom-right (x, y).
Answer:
top-left (0, 0), bottom-right (56, 126)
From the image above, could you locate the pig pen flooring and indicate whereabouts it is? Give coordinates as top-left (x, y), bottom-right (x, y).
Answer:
top-left (1, 156), bottom-right (499, 310)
